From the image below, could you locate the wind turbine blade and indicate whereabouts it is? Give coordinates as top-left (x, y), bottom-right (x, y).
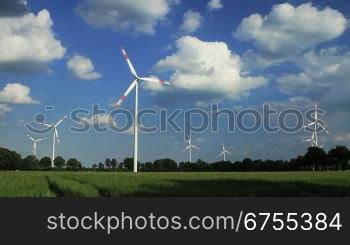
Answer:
top-left (37, 122), bottom-right (52, 127)
top-left (304, 122), bottom-right (315, 128)
top-left (55, 128), bottom-right (59, 143)
top-left (317, 122), bottom-right (329, 134)
top-left (192, 145), bottom-right (199, 150)
top-left (139, 77), bottom-right (170, 85)
top-left (120, 47), bottom-right (138, 78)
top-left (183, 146), bottom-right (190, 152)
top-left (55, 115), bottom-right (67, 127)
top-left (115, 79), bottom-right (137, 107)
top-left (27, 135), bottom-right (35, 141)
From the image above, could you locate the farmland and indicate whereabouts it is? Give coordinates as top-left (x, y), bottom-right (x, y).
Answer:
top-left (1, 171), bottom-right (350, 197)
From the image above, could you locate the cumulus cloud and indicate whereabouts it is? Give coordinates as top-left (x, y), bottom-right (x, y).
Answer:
top-left (0, 83), bottom-right (39, 104)
top-left (146, 36), bottom-right (267, 104)
top-left (267, 96), bottom-right (314, 110)
top-left (277, 47), bottom-right (350, 100)
top-left (234, 3), bottom-right (348, 68)
top-left (67, 55), bottom-right (102, 80)
top-left (76, 0), bottom-right (178, 35)
top-left (0, 104), bottom-right (12, 117)
top-left (207, 0), bottom-right (223, 11)
top-left (0, 0), bottom-right (27, 17)
top-left (179, 10), bottom-right (203, 34)
top-left (0, 9), bottom-right (66, 73)
top-left (80, 113), bottom-right (115, 126)
top-left (333, 133), bottom-right (350, 144)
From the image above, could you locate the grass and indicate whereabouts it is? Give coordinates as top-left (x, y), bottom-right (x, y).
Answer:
top-left (0, 171), bottom-right (350, 197)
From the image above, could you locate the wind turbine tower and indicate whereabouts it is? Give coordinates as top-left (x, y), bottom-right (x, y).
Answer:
top-left (115, 47), bottom-right (169, 173)
top-left (38, 115), bottom-right (67, 168)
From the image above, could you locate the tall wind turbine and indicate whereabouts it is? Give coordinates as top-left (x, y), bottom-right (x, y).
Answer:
top-left (115, 47), bottom-right (169, 173)
top-left (183, 135), bottom-right (199, 163)
top-left (303, 104), bottom-right (329, 148)
top-left (27, 135), bottom-right (46, 157)
top-left (38, 115), bottom-right (67, 168)
top-left (219, 144), bottom-right (231, 161)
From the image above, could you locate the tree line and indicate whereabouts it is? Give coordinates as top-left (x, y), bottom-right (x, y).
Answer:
top-left (0, 145), bottom-right (349, 172)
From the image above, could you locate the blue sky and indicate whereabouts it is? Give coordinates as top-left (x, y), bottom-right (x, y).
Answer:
top-left (0, 0), bottom-right (350, 165)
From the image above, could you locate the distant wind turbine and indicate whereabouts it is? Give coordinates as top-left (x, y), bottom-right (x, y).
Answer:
top-left (303, 104), bottom-right (329, 148)
top-left (38, 115), bottom-right (67, 168)
top-left (27, 135), bottom-right (46, 157)
top-left (219, 144), bottom-right (231, 161)
top-left (183, 135), bottom-right (199, 163)
top-left (115, 47), bottom-right (169, 173)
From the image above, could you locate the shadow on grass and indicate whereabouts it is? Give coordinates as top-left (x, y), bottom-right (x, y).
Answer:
top-left (45, 176), bottom-right (65, 197)
top-left (126, 179), bottom-right (350, 197)
top-left (57, 176), bottom-right (350, 197)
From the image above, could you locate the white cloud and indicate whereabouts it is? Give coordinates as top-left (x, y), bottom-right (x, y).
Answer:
top-left (0, 9), bottom-right (66, 72)
top-left (267, 96), bottom-right (314, 110)
top-left (207, 0), bottom-right (223, 11)
top-left (76, 0), bottom-right (178, 35)
top-left (80, 113), bottom-right (115, 126)
top-left (67, 55), bottom-right (102, 80)
top-left (277, 47), bottom-right (350, 99)
top-left (234, 3), bottom-right (348, 68)
top-left (0, 104), bottom-right (12, 117)
top-left (0, 83), bottom-right (39, 104)
top-left (149, 36), bottom-right (267, 103)
top-left (333, 133), bottom-right (350, 144)
top-left (179, 10), bottom-right (203, 34)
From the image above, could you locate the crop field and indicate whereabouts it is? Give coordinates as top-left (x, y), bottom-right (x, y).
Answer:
top-left (0, 171), bottom-right (350, 197)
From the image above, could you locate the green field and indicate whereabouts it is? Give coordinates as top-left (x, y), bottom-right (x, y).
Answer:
top-left (1, 171), bottom-right (350, 197)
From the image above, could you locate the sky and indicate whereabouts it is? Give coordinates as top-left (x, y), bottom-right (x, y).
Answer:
top-left (0, 0), bottom-right (350, 165)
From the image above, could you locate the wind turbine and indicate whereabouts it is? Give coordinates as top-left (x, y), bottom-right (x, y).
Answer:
top-left (183, 135), bottom-right (199, 163)
top-left (219, 144), bottom-right (231, 161)
top-left (303, 104), bottom-right (329, 148)
top-left (27, 135), bottom-right (46, 157)
top-left (303, 131), bottom-right (316, 147)
top-left (115, 47), bottom-right (169, 173)
top-left (38, 115), bottom-right (67, 168)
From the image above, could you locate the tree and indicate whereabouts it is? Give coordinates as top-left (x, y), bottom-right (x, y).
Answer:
top-left (0, 147), bottom-right (22, 170)
top-left (54, 156), bottom-right (65, 168)
top-left (66, 158), bottom-right (82, 170)
top-left (39, 156), bottom-right (52, 169)
top-left (304, 147), bottom-right (327, 171)
top-left (105, 158), bottom-right (112, 169)
top-left (142, 162), bottom-right (153, 172)
top-left (22, 155), bottom-right (39, 170)
top-left (329, 146), bottom-right (350, 170)
top-left (119, 158), bottom-right (134, 171)
top-left (111, 159), bottom-right (118, 169)
top-left (153, 158), bottom-right (177, 172)
top-left (98, 162), bottom-right (105, 170)
top-left (91, 163), bottom-right (98, 170)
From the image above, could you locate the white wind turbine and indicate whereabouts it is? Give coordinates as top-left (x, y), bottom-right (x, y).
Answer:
top-left (219, 144), bottom-right (231, 161)
top-left (27, 135), bottom-right (46, 157)
top-left (38, 115), bottom-right (67, 168)
top-left (183, 135), bottom-right (199, 163)
top-left (303, 104), bottom-right (329, 148)
top-left (115, 47), bottom-right (169, 173)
